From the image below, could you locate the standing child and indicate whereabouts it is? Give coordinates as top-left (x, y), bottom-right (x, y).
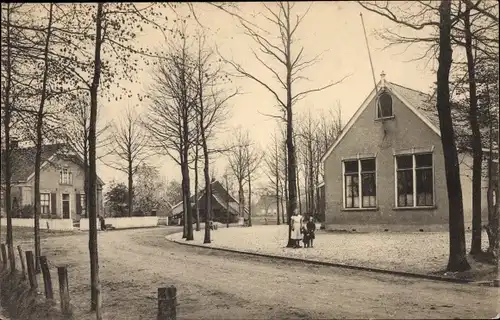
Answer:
top-left (302, 223), bottom-right (311, 248)
top-left (290, 209), bottom-right (303, 248)
top-left (306, 216), bottom-right (316, 248)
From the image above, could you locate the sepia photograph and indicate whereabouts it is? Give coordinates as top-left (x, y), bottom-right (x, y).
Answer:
top-left (0, 1), bottom-right (499, 319)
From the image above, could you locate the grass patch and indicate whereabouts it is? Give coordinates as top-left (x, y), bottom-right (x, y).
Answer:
top-left (0, 268), bottom-right (72, 320)
top-left (0, 226), bottom-right (79, 243)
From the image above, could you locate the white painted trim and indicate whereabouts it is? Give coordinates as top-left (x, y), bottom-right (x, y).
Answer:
top-left (320, 81), bottom-right (441, 164)
top-left (341, 160), bottom-right (346, 209)
top-left (321, 84), bottom-right (380, 163)
top-left (394, 150), bottom-right (435, 208)
top-left (26, 154), bottom-right (57, 182)
top-left (342, 157), bottom-right (377, 209)
top-left (393, 155), bottom-right (398, 207)
top-left (25, 146), bottom-right (105, 186)
top-left (412, 154), bottom-right (417, 206)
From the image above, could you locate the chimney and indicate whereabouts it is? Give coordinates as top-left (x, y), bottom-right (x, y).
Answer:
top-left (380, 70), bottom-right (387, 88)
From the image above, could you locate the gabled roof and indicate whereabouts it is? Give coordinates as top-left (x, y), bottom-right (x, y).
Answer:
top-left (170, 180), bottom-right (247, 216)
top-left (321, 80), bottom-right (443, 163)
top-left (1, 143), bottom-right (63, 183)
top-left (1, 143), bottom-right (104, 185)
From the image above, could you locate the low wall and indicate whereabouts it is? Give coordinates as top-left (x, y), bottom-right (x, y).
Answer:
top-left (79, 216), bottom-right (159, 231)
top-left (0, 218), bottom-right (74, 231)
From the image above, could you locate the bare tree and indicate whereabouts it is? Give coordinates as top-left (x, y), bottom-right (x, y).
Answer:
top-left (227, 128), bottom-right (252, 221)
top-left (0, 2), bottom-right (22, 271)
top-left (245, 139), bottom-right (263, 227)
top-left (220, 2), bottom-right (349, 246)
top-left (437, 0), bottom-right (470, 271)
top-left (192, 31), bottom-right (235, 243)
top-left (264, 131), bottom-right (283, 225)
top-left (297, 109), bottom-right (318, 218)
top-left (144, 24), bottom-right (198, 241)
top-left (107, 106), bottom-right (149, 217)
top-left (49, 3), bottom-right (173, 316)
top-left (63, 94), bottom-right (111, 218)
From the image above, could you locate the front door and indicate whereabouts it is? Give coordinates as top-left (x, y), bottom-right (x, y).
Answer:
top-left (62, 194), bottom-right (70, 219)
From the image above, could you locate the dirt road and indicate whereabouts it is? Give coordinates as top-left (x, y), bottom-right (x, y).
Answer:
top-left (37, 227), bottom-right (498, 319)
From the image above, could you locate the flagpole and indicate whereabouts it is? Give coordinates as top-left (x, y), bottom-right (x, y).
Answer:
top-left (360, 12), bottom-right (383, 118)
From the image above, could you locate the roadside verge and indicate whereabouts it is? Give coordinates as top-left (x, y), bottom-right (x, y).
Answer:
top-left (166, 233), bottom-right (475, 284)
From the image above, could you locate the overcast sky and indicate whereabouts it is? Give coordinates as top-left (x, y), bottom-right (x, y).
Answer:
top-left (97, 2), bottom-right (438, 192)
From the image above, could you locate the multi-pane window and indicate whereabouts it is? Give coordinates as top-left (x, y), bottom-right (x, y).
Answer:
top-left (344, 158), bottom-right (376, 209)
top-left (396, 153), bottom-right (434, 207)
top-left (377, 92), bottom-right (393, 118)
top-left (59, 168), bottom-right (72, 185)
top-left (40, 193), bottom-right (50, 214)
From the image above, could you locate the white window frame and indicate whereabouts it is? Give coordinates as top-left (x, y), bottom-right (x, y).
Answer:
top-left (59, 167), bottom-right (73, 185)
top-left (342, 156), bottom-right (377, 209)
top-left (394, 151), bottom-right (435, 208)
top-left (40, 193), bottom-right (51, 215)
top-left (61, 193), bottom-right (71, 219)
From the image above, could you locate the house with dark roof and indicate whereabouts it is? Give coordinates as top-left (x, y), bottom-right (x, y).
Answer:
top-left (1, 142), bottom-right (105, 222)
top-left (170, 180), bottom-right (247, 224)
top-left (319, 72), bottom-right (492, 232)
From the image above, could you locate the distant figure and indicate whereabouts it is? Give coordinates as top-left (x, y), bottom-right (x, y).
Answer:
top-left (305, 216), bottom-right (316, 248)
top-left (290, 209), bottom-right (303, 248)
top-left (99, 215), bottom-right (106, 231)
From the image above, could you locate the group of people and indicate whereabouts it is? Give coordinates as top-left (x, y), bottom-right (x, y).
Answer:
top-left (290, 209), bottom-right (316, 248)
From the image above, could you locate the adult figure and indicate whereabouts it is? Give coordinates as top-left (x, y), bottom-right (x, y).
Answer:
top-left (290, 209), bottom-right (303, 248)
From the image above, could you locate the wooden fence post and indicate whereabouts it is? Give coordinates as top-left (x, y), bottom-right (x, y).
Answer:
top-left (39, 256), bottom-right (54, 299)
top-left (17, 246), bottom-right (26, 280)
top-left (25, 250), bottom-right (38, 290)
top-left (1, 244), bottom-right (7, 268)
top-left (157, 285), bottom-right (177, 320)
top-left (57, 266), bottom-right (71, 315)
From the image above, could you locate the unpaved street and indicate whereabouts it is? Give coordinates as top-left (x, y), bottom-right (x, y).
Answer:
top-left (35, 227), bottom-right (498, 319)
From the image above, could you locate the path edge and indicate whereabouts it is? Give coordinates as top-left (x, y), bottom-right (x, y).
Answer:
top-left (165, 233), bottom-right (472, 284)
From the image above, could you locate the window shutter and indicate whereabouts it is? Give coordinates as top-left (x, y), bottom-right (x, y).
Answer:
top-left (51, 193), bottom-right (57, 215)
top-left (76, 193), bottom-right (81, 215)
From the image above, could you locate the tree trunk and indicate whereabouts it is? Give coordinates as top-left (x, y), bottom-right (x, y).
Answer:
top-left (276, 185), bottom-right (280, 225)
top-left (437, 0), bottom-right (470, 272)
top-left (89, 4), bottom-right (104, 317)
top-left (182, 109), bottom-right (194, 240)
top-left (297, 166), bottom-right (302, 215)
top-left (201, 134), bottom-right (211, 243)
top-left (3, 3), bottom-right (14, 271)
top-left (464, 2), bottom-right (483, 255)
top-left (238, 182), bottom-right (244, 220)
top-left (128, 161), bottom-right (133, 217)
top-left (33, 2), bottom-right (54, 274)
top-left (248, 173), bottom-right (252, 227)
top-left (314, 159), bottom-right (321, 222)
top-left (84, 147), bottom-right (89, 218)
top-left (225, 176), bottom-right (230, 228)
top-left (486, 129), bottom-right (496, 255)
top-left (486, 83), bottom-right (498, 257)
top-left (308, 140), bottom-right (314, 216)
top-left (194, 141), bottom-right (200, 232)
top-left (275, 136), bottom-right (281, 225)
